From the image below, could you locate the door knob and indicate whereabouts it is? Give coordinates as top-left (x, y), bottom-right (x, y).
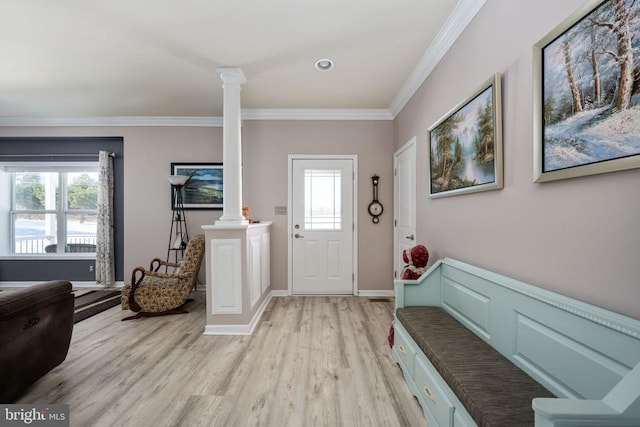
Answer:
top-left (406, 234), bottom-right (415, 241)
top-left (294, 233), bottom-right (304, 239)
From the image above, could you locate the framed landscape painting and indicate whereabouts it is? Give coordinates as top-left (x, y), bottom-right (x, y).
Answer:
top-left (171, 163), bottom-right (223, 209)
top-left (533, 0), bottom-right (640, 182)
top-left (428, 73), bottom-right (503, 198)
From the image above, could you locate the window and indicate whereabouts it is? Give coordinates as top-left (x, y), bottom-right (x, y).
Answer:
top-left (3, 163), bottom-right (98, 255)
top-left (304, 169), bottom-right (342, 230)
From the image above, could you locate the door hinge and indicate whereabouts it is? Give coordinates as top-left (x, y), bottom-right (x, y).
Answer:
top-left (394, 219), bottom-right (397, 227)
top-left (352, 273), bottom-right (355, 283)
top-left (394, 168), bottom-right (397, 176)
top-left (394, 270), bottom-right (397, 278)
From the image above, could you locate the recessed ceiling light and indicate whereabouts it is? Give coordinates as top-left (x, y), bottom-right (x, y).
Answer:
top-left (315, 58), bottom-right (334, 72)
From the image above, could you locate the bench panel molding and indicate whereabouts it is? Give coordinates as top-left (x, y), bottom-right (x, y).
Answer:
top-left (394, 257), bottom-right (640, 426)
top-left (440, 259), bottom-right (640, 341)
top-left (442, 277), bottom-right (491, 341)
top-left (514, 313), bottom-right (625, 399)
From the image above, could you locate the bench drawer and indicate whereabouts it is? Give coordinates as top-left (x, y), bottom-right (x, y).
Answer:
top-left (393, 324), bottom-right (416, 375)
top-left (414, 354), bottom-right (455, 427)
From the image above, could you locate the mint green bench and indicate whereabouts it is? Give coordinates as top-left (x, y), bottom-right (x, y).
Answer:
top-left (393, 258), bottom-right (640, 427)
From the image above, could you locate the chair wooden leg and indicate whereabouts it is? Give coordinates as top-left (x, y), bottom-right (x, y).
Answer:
top-left (121, 312), bottom-right (145, 321)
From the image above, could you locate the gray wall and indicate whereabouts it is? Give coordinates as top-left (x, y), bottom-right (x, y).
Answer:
top-left (394, 0), bottom-right (640, 319)
top-left (0, 120), bottom-right (395, 292)
top-left (242, 120), bottom-right (394, 292)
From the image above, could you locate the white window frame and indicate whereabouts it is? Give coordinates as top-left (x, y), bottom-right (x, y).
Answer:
top-left (2, 162), bottom-right (98, 258)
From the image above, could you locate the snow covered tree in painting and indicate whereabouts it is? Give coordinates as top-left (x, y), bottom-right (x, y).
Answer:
top-left (543, 0), bottom-right (640, 172)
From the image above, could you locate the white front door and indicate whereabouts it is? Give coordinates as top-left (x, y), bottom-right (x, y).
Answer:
top-left (394, 138), bottom-right (417, 279)
top-left (290, 157), bottom-right (354, 294)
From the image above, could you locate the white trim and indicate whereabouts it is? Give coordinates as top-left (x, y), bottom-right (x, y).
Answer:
top-left (389, 0), bottom-right (486, 117)
top-left (0, 116), bottom-right (224, 127)
top-left (217, 67), bottom-right (246, 85)
top-left (270, 290), bottom-right (288, 297)
top-left (241, 109), bottom-right (392, 121)
top-left (393, 136), bottom-right (417, 280)
top-left (210, 238), bottom-right (243, 315)
top-left (287, 155), bottom-right (358, 296)
top-left (0, 110), bottom-right (392, 127)
top-left (356, 290), bottom-right (394, 297)
top-left (203, 292), bottom-right (273, 336)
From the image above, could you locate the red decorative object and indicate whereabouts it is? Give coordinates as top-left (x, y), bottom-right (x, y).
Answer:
top-left (387, 323), bottom-right (394, 348)
top-left (401, 245), bottom-right (429, 280)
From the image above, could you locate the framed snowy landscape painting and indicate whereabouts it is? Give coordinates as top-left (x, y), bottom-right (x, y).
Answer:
top-left (534, 0), bottom-right (640, 183)
top-left (428, 73), bottom-right (503, 198)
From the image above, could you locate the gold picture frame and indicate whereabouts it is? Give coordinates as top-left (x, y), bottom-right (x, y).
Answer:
top-left (428, 73), bottom-right (503, 198)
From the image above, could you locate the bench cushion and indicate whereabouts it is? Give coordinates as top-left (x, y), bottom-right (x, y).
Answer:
top-left (396, 306), bottom-right (554, 427)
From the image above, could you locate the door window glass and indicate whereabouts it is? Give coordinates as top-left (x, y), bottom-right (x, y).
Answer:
top-left (304, 169), bottom-right (341, 230)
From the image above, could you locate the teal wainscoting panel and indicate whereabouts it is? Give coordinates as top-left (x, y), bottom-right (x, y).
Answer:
top-left (514, 312), bottom-right (625, 399)
top-left (442, 277), bottom-right (491, 341)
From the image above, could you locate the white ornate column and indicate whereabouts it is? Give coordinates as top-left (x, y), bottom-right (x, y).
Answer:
top-left (203, 67), bottom-right (272, 336)
top-left (216, 67), bottom-right (247, 225)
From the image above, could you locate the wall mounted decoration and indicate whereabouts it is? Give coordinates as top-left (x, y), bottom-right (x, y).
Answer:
top-left (170, 163), bottom-right (223, 210)
top-left (367, 175), bottom-right (383, 223)
top-left (428, 73), bottom-right (503, 198)
top-left (533, 0), bottom-right (640, 183)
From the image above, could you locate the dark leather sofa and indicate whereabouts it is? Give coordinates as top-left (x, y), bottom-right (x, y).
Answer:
top-left (0, 281), bottom-right (74, 403)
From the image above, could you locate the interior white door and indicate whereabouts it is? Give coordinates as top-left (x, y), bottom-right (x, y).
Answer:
top-left (291, 158), bottom-right (354, 294)
top-left (394, 138), bottom-right (417, 279)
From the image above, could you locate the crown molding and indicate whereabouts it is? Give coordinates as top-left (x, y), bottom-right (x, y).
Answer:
top-left (0, 109), bottom-right (392, 127)
top-left (389, 0), bottom-right (486, 118)
top-left (0, 116), bottom-right (224, 127)
top-left (241, 108), bottom-right (393, 121)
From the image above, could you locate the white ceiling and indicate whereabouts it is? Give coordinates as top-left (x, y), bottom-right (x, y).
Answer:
top-left (1, 0), bottom-right (484, 122)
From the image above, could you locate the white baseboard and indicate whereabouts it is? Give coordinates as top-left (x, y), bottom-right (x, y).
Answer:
top-left (355, 290), bottom-right (394, 297)
top-left (260, 289), bottom-right (393, 297)
top-left (270, 290), bottom-right (289, 297)
top-left (271, 289), bottom-right (395, 297)
top-left (1, 283), bottom-right (392, 298)
top-left (203, 291), bottom-right (274, 336)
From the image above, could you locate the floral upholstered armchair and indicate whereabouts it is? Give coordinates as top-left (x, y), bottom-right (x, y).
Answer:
top-left (121, 234), bottom-right (205, 321)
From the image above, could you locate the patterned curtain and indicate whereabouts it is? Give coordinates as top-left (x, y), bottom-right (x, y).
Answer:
top-left (96, 151), bottom-right (115, 286)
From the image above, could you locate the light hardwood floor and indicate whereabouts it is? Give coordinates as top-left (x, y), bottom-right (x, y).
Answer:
top-left (18, 292), bottom-right (428, 427)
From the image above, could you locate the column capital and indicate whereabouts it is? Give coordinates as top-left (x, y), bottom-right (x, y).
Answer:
top-left (216, 68), bottom-right (246, 85)
top-left (216, 66), bottom-right (246, 226)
